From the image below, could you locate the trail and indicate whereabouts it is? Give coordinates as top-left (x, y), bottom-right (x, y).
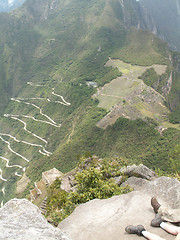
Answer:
top-left (0, 82), bottom-right (71, 203)
top-left (15, 172), bottom-right (22, 177)
top-left (15, 97), bottom-right (45, 100)
top-left (52, 89), bottom-right (71, 106)
top-left (0, 136), bottom-right (30, 162)
top-left (5, 112), bottom-right (61, 128)
top-left (27, 82), bottom-right (44, 87)
top-left (0, 169), bottom-right (7, 182)
top-left (2, 187), bottom-right (5, 195)
top-left (26, 82), bottom-right (71, 106)
top-left (66, 123), bottom-right (75, 143)
top-left (4, 115), bottom-right (48, 145)
top-left (15, 95), bottom-right (70, 106)
top-left (0, 156), bottom-right (23, 169)
top-left (0, 133), bottom-right (51, 156)
top-left (10, 98), bottom-right (60, 126)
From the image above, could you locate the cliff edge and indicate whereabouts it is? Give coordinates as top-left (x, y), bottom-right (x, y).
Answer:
top-left (0, 198), bottom-right (71, 240)
top-left (0, 166), bottom-right (179, 240)
top-left (58, 176), bottom-right (180, 240)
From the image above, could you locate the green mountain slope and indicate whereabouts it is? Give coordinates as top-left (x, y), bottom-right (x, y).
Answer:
top-left (0, 0), bottom-right (179, 203)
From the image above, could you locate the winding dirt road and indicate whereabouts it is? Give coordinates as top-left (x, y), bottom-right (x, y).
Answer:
top-left (0, 156), bottom-right (23, 169)
top-left (0, 82), bottom-right (71, 205)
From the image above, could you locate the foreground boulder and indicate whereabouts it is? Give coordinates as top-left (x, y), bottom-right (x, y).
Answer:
top-left (0, 199), bottom-right (71, 240)
top-left (1, 172), bottom-right (179, 240)
top-left (58, 176), bottom-right (180, 240)
top-left (122, 176), bottom-right (180, 209)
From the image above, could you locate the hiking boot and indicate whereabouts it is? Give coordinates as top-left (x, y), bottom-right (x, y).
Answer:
top-left (151, 197), bottom-right (161, 213)
top-left (151, 214), bottom-right (163, 227)
top-left (125, 225), bottom-right (145, 236)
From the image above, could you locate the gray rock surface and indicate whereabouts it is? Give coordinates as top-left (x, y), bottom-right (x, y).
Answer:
top-left (59, 177), bottom-right (180, 240)
top-left (1, 174), bottom-right (179, 240)
top-left (0, 198), bottom-right (71, 240)
top-left (120, 164), bottom-right (158, 180)
top-left (114, 176), bottom-right (123, 185)
top-left (122, 176), bottom-right (149, 190)
top-left (123, 176), bottom-right (180, 208)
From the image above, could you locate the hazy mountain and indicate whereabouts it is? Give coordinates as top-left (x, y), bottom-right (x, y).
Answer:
top-left (139, 0), bottom-right (180, 51)
top-left (0, 0), bottom-right (25, 12)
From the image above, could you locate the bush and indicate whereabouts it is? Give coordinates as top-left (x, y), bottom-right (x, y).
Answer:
top-left (46, 158), bottom-right (132, 225)
top-left (169, 144), bottom-right (180, 173)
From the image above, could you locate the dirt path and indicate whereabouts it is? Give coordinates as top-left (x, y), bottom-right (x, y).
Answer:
top-left (0, 136), bottom-right (30, 162)
top-left (0, 82), bottom-right (71, 204)
top-left (0, 169), bottom-right (7, 182)
top-left (10, 98), bottom-right (61, 126)
top-left (52, 89), bottom-right (71, 106)
top-left (0, 156), bottom-right (23, 169)
top-left (0, 133), bottom-right (52, 156)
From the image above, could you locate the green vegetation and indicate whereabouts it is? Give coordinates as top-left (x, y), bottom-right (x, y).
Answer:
top-left (112, 29), bottom-right (169, 66)
top-left (46, 147), bottom-right (180, 226)
top-left (139, 68), bottom-right (159, 88)
top-left (0, 0), bottom-right (179, 204)
top-left (169, 109), bottom-right (180, 124)
top-left (168, 54), bottom-right (180, 123)
top-left (26, 107), bottom-right (180, 183)
top-left (169, 144), bottom-right (180, 173)
top-left (46, 157), bottom-right (132, 225)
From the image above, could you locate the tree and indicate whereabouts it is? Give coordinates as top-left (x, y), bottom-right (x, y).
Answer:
top-left (169, 144), bottom-right (180, 173)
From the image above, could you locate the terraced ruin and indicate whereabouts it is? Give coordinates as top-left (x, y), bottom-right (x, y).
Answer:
top-left (94, 59), bottom-right (179, 130)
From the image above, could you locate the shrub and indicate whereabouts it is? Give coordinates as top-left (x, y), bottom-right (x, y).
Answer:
top-left (46, 158), bottom-right (132, 225)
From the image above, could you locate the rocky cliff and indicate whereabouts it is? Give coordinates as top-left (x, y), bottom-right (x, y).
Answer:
top-left (0, 165), bottom-right (179, 240)
top-left (0, 198), bottom-right (71, 240)
top-left (58, 176), bottom-right (180, 240)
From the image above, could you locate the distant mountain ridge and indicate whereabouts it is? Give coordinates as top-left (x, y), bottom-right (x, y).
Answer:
top-left (139, 0), bottom-right (180, 51)
top-left (0, 0), bottom-right (180, 51)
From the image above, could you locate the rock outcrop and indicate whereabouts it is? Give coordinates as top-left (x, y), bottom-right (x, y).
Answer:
top-left (120, 164), bottom-right (158, 180)
top-left (123, 176), bottom-right (180, 209)
top-left (1, 164), bottom-right (179, 240)
top-left (58, 176), bottom-right (180, 240)
top-left (0, 198), bottom-right (71, 240)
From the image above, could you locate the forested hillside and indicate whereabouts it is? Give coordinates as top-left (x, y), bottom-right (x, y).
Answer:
top-left (0, 0), bottom-right (179, 204)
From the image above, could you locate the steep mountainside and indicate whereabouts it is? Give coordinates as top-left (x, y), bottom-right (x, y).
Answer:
top-left (139, 0), bottom-right (180, 51)
top-left (0, 0), bottom-right (179, 204)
